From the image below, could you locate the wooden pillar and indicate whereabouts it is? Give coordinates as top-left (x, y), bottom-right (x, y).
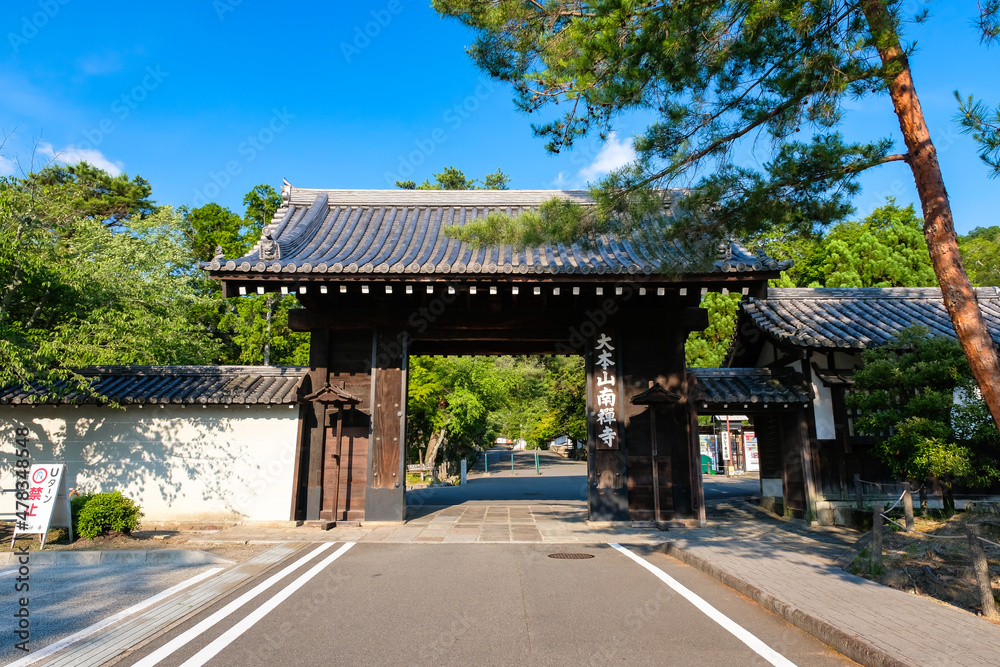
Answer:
top-left (586, 323), bottom-right (629, 521)
top-left (798, 407), bottom-right (820, 522)
top-left (289, 402), bottom-right (310, 521)
top-left (619, 322), bottom-right (693, 522)
top-left (305, 329), bottom-right (329, 521)
top-left (365, 328), bottom-right (408, 522)
top-left (689, 397), bottom-right (707, 527)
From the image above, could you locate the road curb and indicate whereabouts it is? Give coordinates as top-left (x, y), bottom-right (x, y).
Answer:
top-left (660, 541), bottom-right (910, 667)
top-left (0, 549), bottom-right (235, 566)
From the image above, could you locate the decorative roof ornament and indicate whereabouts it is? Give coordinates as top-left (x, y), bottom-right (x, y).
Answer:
top-left (630, 382), bottom-right (682, 405)
top-left (300, 381), bottom-right (361, 406)
top-left (717, 235), bottom-right (735, 261)
top-left (259, 231), bottom-right (280, 261)
top-left (213, 246), bottom-right (224, 261)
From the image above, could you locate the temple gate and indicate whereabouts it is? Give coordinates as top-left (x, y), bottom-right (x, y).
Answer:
top-left (206, 186), bottom-right (787, 526)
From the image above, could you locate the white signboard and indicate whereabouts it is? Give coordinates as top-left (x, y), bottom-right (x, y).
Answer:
top-left (720, 430), bottom-right (731, 462)
top-left (12, 464), bottom-right (72, 548)
top-left (743, 431), bottom-right (760, 473)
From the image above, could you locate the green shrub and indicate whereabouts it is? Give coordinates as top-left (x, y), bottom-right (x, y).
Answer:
top-left (70, 493), bottom-right (94, 537)
top-left (75, 491), bottom-right (144, 539)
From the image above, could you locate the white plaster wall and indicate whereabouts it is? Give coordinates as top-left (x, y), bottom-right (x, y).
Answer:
top-left (807, 352), bottom-right (836, 440)
top-left (0, 404), bottom-right (300, 522)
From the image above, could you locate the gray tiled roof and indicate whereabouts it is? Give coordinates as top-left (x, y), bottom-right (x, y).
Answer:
top-left (689, 368), bottom-right (812, 406)
top-left (204, 187), bottom-right (790, 279)
top-left (0, 366), bottom-right (306, 405)
top-left (742, 287), bottom-right (1000, 349)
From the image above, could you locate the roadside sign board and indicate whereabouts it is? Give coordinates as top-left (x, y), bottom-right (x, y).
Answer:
top-left (743, 431), bottom-right (760, 472)
top-left (11, 464), bottom-right (73, 548)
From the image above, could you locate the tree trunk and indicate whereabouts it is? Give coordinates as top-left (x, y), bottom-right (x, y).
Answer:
top-left (862, 0), bottom-right (1000, 430)
top-left (424, 426), bottom-right (448, 468)
top-left (943, 482), bottom-right (956, 516)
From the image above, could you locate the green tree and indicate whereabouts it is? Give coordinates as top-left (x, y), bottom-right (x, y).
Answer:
top-left (186, 183), bottom-right (309, 366)
top-left (813, 199), bottom-right (936, 288)
top-left (0, 172), bottom-right (220, 396)
top-left (396, 166), bottom-right (511, 190)
top-left (242, 184), bottom-right (282, 228)
top-left (685, 292), bottom-right (741, 368)
top-left (217, 294), bottom-right (309, 366)
top-left (21, 161), bottom-right (157, 228)
top-left (528, 356), bottom-right (587, 445)
top-left (848, 327), bottom-right (1000, 513)
top-left (406, 356), bottom-right (520, 466)
top-left (182, 203), bottom-right (250, 262)
top-left (406, 355), bottom-right (586, 467)
top-left (433, 0), bottom-right (1000, 430)
top-left (958, 226), bottom-right (1000, 287)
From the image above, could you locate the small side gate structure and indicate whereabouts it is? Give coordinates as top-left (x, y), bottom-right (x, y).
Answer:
top-left (205, 186), bottom-right (790, 525)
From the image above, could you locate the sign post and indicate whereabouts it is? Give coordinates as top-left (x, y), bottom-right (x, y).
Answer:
top-left (12, 464), bottom-right (72, 549)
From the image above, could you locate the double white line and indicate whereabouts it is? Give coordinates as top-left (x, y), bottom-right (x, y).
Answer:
top-left (136, 542), bottom-right (355, 667)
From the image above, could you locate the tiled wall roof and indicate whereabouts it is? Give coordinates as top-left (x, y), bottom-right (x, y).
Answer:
top-left (689, 368), bottom-right (812, 406)
top-left (742, 287), bottom-right (1000, 349)
top-left (0, 366), bottom-right (306, 405)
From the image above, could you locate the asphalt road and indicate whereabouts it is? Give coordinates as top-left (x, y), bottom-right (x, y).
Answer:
top-left (409, 450), bottom-right (761, 505)
top-left (118, 542), bottom-right (854, 667)
top-left (0, 561), bottom-right (221, 665)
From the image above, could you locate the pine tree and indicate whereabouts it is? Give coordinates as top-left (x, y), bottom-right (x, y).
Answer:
top-left (433, 0), bottom-right (1000, 429)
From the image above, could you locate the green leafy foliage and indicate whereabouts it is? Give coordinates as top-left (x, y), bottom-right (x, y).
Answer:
top-left (22, 162), bottom-right (157, 228)
top-left (218, 294), bottom-right (309, 365)
top-left (432, 1), bottom-right (909, 246)
top-left (396, 166), bottom-right (510, 191)
top-left (75, 491), bottom-right (144, 538)
top-left (848, 328), bottom-right (1000, 509)
top-left (956, 91), bottom-right (1000, 176)
top-left (958, 226), bottom-right (1000, 287)
top-left (685, 292), bottom-right (741, 368)
top-left (0, 172), bottom-right (222, 397)
top-left (182, 203), bottom-right (250, 262)
top-left (407, 355), bottom-right (585, 464)
top-left (759, 198), bottom-right (936, 288)
top-left (70, 493), bottom-right (94, 534)
top-left (183, 183), bottom-right (309, 366)
top-left (242, 184), bottom-right (282, 228)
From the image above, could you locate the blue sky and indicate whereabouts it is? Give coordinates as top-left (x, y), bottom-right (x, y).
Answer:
top-left (1, 1), bottom-right (997, 234)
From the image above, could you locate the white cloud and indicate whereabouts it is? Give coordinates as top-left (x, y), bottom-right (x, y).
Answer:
top-left (577, 132), bottom-right (636, 183)
top-left (0, 156), bottom-right (15, 177)
top-left (550, 171), bottom-right (568, 188)
top-left (37, 141), bottom-right (123, 175)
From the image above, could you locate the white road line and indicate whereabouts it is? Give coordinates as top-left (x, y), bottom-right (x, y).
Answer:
top-left (179, 542), bottom-right (356, 667)
top-left (0, 568), bottom-right (18, 577)
top-left (133, 542), bottom-right (338, 667)
top-left (6, 567), bottom-right (224, 667)
top-left (610, 543), bottom-right (797, 667)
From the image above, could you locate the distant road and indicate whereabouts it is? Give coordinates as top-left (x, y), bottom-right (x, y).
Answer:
top-left (407, 449), bottom-right (761, 505)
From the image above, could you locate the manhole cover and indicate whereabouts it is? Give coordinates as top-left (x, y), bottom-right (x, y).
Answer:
top-left (547, 553), bottom-right (595, 560)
